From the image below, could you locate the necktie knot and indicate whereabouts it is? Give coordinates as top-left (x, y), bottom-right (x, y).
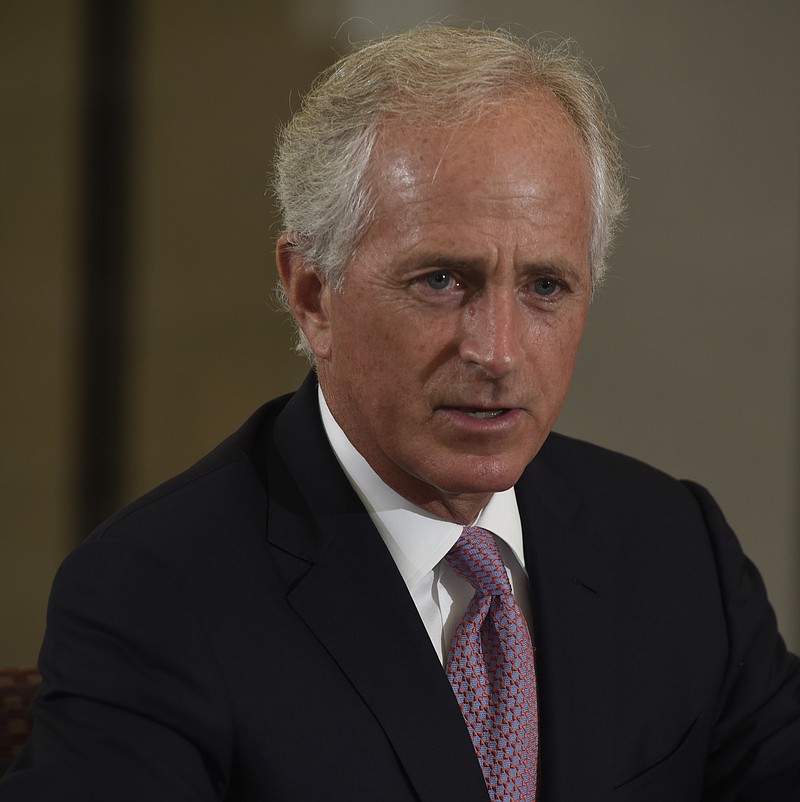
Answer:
top-left (445, 525), bottom-right (512, 598)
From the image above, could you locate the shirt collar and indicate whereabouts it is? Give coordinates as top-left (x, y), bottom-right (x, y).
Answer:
top-left (317, 387), bottom-right (526, 591)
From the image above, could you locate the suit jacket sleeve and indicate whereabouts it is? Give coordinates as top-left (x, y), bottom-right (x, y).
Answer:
top-left (685, 481), bottom-right (800, 801)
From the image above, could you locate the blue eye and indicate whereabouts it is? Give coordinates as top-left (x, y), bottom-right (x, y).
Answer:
top-left (533, 278), bottom-right (560, 297)
top-left (426, 270), bottom-right (452, 291)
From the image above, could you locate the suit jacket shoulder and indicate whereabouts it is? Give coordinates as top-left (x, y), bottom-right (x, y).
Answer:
top-left (516, 431), bottom-right (800, 801)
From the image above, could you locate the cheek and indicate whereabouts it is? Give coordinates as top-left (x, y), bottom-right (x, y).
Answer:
top-left (556, 321), bottom-right (585, 363)
top-left (553, 324), bottom-right (586, 388)
top-left (330, 306), bottom-right (417, 400)
top-left (341, 304), bottom-right (447, 373)
top-left (524, 316), bottom-right (587, 387)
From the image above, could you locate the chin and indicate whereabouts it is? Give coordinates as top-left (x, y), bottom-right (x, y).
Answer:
top-left (433, 459), bottom-right (528, 496)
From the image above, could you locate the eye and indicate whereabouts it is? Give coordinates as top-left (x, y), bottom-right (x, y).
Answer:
top-left (425, 270), bottom-right (454, 291)
top-left (532, 277), bottom-right (562, 297)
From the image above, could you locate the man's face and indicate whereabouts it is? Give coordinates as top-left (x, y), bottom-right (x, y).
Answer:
top-left (311, 94), bottom-right (593, 521)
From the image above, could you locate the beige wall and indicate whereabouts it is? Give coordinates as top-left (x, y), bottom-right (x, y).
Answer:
top-left (2, 0), bottom-right (798, 666)
top-left (1, 2), bottom-right (82, 666)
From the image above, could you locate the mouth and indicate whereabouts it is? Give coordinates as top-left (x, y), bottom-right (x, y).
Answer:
top-left (458, 408), bottom-right (510, 420)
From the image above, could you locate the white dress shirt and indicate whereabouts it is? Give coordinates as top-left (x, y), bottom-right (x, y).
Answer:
top-left (318, 388), bottom-right (533, 664)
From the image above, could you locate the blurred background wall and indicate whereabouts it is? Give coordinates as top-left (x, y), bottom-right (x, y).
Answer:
top-left (2, 0), bottom-right (798, 665)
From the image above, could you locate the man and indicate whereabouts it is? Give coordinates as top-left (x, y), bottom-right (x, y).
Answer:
top-left (2, 25), bottom-right (798, 801)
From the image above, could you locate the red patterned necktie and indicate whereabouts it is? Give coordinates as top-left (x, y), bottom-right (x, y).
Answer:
top-left (445, 525), bottom-right (538, 800)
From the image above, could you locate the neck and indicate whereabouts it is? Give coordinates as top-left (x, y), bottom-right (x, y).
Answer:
top-left (400, 487), bottom-right (492, 525)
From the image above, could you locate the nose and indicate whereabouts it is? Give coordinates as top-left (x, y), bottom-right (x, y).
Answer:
top-left (458, 288), bottom-right (523, 378)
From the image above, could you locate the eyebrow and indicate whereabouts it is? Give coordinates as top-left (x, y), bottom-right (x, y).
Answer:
top-left (418, 254), bottom-right (485, 271)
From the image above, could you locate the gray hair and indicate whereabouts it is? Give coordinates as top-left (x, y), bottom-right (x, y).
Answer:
top-left (274, 25), bottom-right (625, 358)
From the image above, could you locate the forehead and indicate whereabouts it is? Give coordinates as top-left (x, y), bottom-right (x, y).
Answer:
top-left (367, 92), bottom-right (591, 218)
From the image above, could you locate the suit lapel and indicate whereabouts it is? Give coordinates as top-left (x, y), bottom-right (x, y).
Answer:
top-left (517, 445), bottom-right (614, 798)
top-left (266, 375), bottom-right (489, 801)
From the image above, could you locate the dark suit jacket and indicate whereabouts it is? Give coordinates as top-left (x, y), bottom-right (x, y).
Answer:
top-left (2, 373), bottom-right (799, 800)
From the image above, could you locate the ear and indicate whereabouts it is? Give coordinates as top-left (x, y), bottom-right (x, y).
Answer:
top-left (275, 234), bottom-right (332, 360)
